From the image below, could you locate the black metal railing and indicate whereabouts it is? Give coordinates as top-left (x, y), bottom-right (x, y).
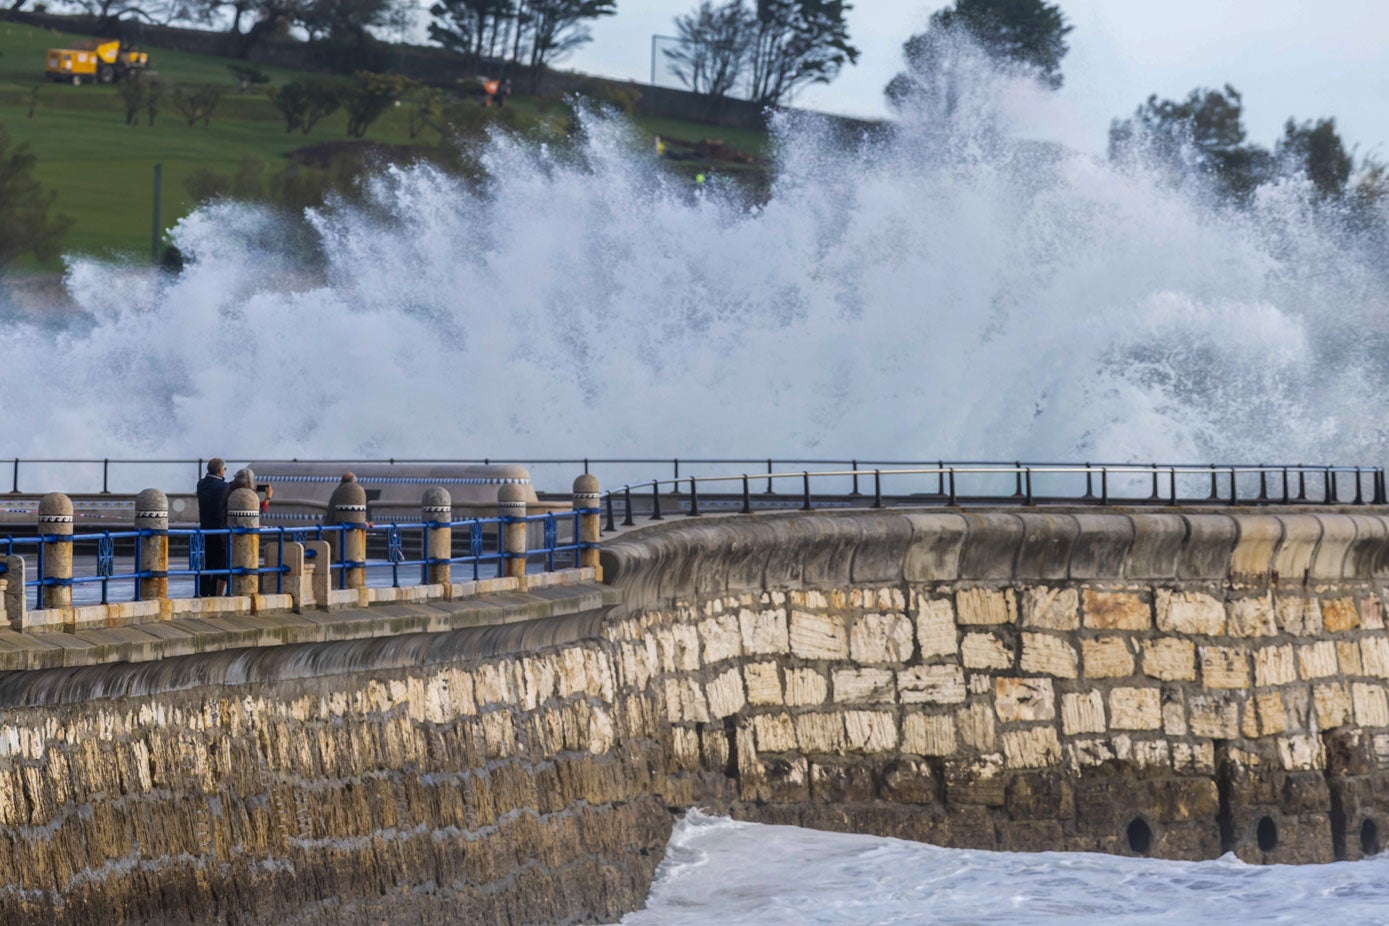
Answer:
top-left (597, 462), bottom-right (1387, 531)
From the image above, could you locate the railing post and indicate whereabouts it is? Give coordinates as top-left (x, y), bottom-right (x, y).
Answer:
top-left (38, 492), bottom-right (73, 612)
top-left (1281, 468), bottom-right (1290, 505)
top-left (1024, 467), bottom-right (1033, 506)
top-left (1258, 467), bottom-right (1268, 501)
top-left (1168, 468), bottom-right (1177, 506)
top-left (801, 471), bottom-right (812, 510)
top-left (1084, 463), bottom-right (1094, 499)
top-left (1297, 467), bottom-right (1307, 502)
top-left (765, 459), bottom-right (774, 495)
top-left (622, 485), bottom-right (634, 527)
top-left (1100, 468), bottom-right (1108, 505)
top-left (1355, 468), bottom-right (1365, 505)
top-left (741, 475), bottom-right (751, 514)
top-left (687, 478), bottom-right (700, 517)
top-left (329, 479), bottom-right (368, 593)
top-left (604, 492), bottom-right (616, 533)
top-left (9, 458), bottom-right (17, 494)
top-left (1014, 462), bottom-right (1023, 498)
top-left (136, 488), bottom-right (169, 604)
top-left (948, 468), bottom-right (957, 506)
top-left (0, 556), bottom-right (22, 631)
top-left (1325, 467), bottom-right (1335, 504)
top-left (873, 469), bottom-right (883, 509)
top-left (850, 460), bottom-right (860, 496)
top-left (499, 483), bottom-right (528, 586)
top-left (227, 487), bottom-right (261, 597)
top-left (650, 481), bottom-right (663, 520)
top-left (572, 474), bottom-right (602, 577)
top-left (422, 486), bottom-right (452, 590)
top-left (1149, 463), bottom-right (1159, 500)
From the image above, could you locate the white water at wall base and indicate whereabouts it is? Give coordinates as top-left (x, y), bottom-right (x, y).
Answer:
top-left (617, 812), bottom-right (1389, 925)
top-left (2, 63), bottom-right (1386, 469)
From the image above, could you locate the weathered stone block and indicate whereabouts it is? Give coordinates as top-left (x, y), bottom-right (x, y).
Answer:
top-left (994, 677), bottom-right (1056, 723)
top-left (1132, 739), bottom-right (1171, 770)
top-left (1276, 597), bottom-right (1322, 636)
top-left (832, 668), bottom-right (895, 704)
top-left (784, 668), bottom-right (828, 706)
top-left (739, 608), bottom-right (788, 655)
top-left (1277, 734), bottom-right (1324, 771)
top-left (1314, 683), bottom-right (1351, 730)
top-left (1298, 641), bottom-right (1340, 680)
top-left (1337, 640), bottom-right (1364, 676)
top-left (961, 632), bottom-right (1013, 670)
top-left (1023, 587), bottom-right (1079, 630)
top-left (1109, 687), bottom-right (1162, 730)
top-left (879, 758), bottom-right (938, 804)
top-left (1155, 589), bottom-right (1223, 635)
top-left (956, 588), bottom-right (1016, 625)
top-left (794, 713), bottom-right (846, 753)
top-left (753, 712), bottom-right (797, 753)
top-left (844, 710), bottom-right (899, 753)
top-left (915, 597), bottom-right (958, 659)
top-left (956, 701), bottom-right (997, 751)
top-left (699, 612), bottom-right (744, 664)
top-left (789, 611), bottom-right (848, 661)
top-left (1361, 596), bottom-right (1384, 630)
top-left (849, 612), bottom-right (914, 665)
top-left (943, 755), bottom-right (1006, 806)
top-left (1352, 683), bottom-right (1389, 728)
top-left (744, 662), bottom-right (782, 705)
top-left (706, 668), bottom-right (747, 719)
top-left (1083, 589), bottom-right (1151, 631)
top-left (1254, 645), bottom-right (1297, 687)
top-left (1082, 636), bottom-right (1134, 678)
top-left (1003, 727), bottom-right (1062, 769)
top-left (902, 713), bottom-right (956, 755)
top-left (1141, 637), bottom-right (1195, 682)
top-left (1200, 645), bottom-right (1250, 689)
top-left (1020, 633), bottom-right (1078, 678)
top-left (1322, 598), bottom-right (1360, 633)
top-left (1188, 693), bottom-right (1240, 738)
top-left (1061, 690), bottom-right (1106, 735)
top-left (899, 665), bottom-right (966, 704)
top-left (1228, 595), bottom-right (1276, 637)
top-left (1361, 636), bottom-right (1389, 679)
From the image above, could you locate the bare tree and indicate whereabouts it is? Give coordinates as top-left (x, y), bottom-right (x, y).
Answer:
top-left (748, 0), bottom-right (857, 107)
top-left (665, 0), bottom-right (754, 99)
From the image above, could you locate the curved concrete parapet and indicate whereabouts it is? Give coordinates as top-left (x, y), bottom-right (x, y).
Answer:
top-left (601, 509), bottom-right (1389, 612)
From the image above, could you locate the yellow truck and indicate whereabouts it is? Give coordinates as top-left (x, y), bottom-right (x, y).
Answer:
top-left (45, 40), bottom-right (148, 85)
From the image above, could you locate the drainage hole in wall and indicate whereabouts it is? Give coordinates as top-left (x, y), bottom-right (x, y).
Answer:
top-left (1362, 819), bottom-right (1380, 857)
top-left (1126, 818), bottom-right (1153, 856)
top-left (1256, 816), bottom-right (1278, 852)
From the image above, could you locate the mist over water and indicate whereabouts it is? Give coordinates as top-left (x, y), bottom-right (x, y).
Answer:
top-left (4, 61), bottom-right (1387, 469)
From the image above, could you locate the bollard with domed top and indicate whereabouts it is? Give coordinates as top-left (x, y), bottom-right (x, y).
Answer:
top-left (572, 473), bottom-right (602, 578)
top-left (135, 488), bottom-right (169, 602)
top-left (226, 487), bottom-right (261, 597)
top-left (422, 486), bottom-right (452, 589)
top-left (329, 478), bottom-right (368, 592)
top-left (498, 483), bottom-right (527, 584)
top-left (38, 492), bottom-right (73, 611)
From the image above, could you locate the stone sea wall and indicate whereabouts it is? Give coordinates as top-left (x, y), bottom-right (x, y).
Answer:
top-left (2, 508), bottom-right (1389, 923)
top-left (599, 509), bottom-right (1389, 865)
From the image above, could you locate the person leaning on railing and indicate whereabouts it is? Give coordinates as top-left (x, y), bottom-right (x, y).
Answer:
top-left (196, 458), bottom-right (230, 596)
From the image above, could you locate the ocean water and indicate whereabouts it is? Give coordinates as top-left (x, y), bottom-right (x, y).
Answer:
top-left (618, 812), bottom-right (1389, 925)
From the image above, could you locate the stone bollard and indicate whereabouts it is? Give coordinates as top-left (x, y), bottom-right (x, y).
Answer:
top-left (135, 488), bottom-right (169, 602)
top-left (572, 473), bottom-right (602, 579)
top-left (38, 492), bottom-right (73, 611)
top-left (329, 479), bottom-right (368, 592)
top-left (226, 487), bottom-right (261, 597)
top-left (0, 556), bottom-right (23, 631)
top-left (498, 483), bottom-right (527, 585)
top-left (422, 486), bottom-right (452, 590)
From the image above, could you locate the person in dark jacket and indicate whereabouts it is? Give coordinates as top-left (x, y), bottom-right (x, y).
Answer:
top-left (195, 458), bottom-right (230, 595)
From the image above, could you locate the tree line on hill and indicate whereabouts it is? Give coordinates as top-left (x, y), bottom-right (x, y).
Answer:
top-left (875, 0), bottom-right (1385, 213)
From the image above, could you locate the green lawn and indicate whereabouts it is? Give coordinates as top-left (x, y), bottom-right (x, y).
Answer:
top-left (0, 21), bottom-right (770, 266)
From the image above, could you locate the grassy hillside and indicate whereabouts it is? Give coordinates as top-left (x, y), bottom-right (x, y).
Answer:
top-left (0, 21), bottom-right (770, 266)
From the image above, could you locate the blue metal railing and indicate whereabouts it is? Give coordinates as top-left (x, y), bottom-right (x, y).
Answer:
top-left (0, 508), bottom-right (597, 610)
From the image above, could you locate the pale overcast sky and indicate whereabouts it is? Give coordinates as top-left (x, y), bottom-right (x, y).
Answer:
top-left (562, 0), bottom-right (1389, 157)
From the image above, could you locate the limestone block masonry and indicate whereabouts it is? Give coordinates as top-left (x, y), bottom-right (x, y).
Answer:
top-left (2, 508), bottom-right (1389, 923)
